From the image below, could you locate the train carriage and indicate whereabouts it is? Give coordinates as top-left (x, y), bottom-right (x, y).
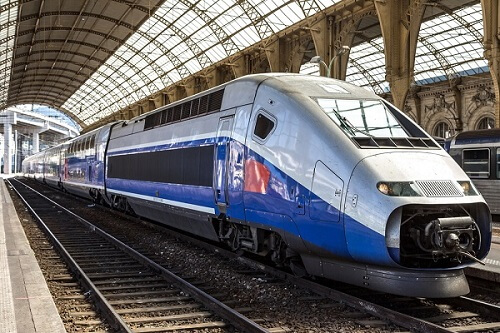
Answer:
top-left (43, 143), bottom-right (66, 188)
top-left (62, 123), bottom-right (118, 201)
top-left (447, 128), bottom-right (500, 214)
top-left (22, 150), bottom-right (45, 179)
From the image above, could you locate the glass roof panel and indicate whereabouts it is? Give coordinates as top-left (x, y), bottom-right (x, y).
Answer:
top-left (145, 16), bottom-right (166, 34)
top-left (204, 44), bottom-right (229, 62)
top-left (232, 27), bottom-right (261, 49)
top-left (220, 6), bottom-right (249, 33)
top-left (0, 0), bottom-right (17, 109)
top-left (60, 0), bottom-right (487, 126)
top-left (345, 70), bottom-right (372, 89)
top-left (414, 3), bottom-right (484, 83)
top-left (267, 2), bottom-right (305, 28)
top-left (131, 36), bottom-right (149, 51)
top-left (159, 34), bottom-right (183, 49)
top-left (129, 54), bottom-right (148, 70)
top-left (208, 0), bottom-right (233, 18)
top-left (299, 63), bottom-right (320, 76)
top-left (251, 1), bottom-right (281, 31)
top-left (175, 11), bottom-right (201, 35)
top-left (193, 26), bottom-right (219, 48)
top-left (185, 59), bottom-right (202, 74)
top-left (171, 43), bottom-right (195, 61)
top-left (167, 70), bottom-right (182, 84)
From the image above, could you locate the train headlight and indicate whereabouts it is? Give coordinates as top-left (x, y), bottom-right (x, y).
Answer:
top-left (377, 182), bottom-right (390, 195)
top-left (377, 182), bottom-right (423, 196)
top-left (458, 181), bottom-right (478, 196)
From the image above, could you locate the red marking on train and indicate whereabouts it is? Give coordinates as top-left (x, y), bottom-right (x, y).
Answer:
top-left (244, 159), bottom-right (270, 194)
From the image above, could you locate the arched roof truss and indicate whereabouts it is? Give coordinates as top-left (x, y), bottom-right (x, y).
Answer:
top-left (0, 0), bottom-right (486, 129)
top-left (62, 0), bottom-right (345, 126)
top-left (344, 3), bottom-right (486, 94)
top-left (413, 3), bottom-right (487, 85)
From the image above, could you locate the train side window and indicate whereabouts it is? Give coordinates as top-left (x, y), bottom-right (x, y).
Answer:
top-left (462, 148), bottom-right (490, 179)
top-left (253, 112), bottom-right (276, 142)
top-left (497, 148), bottom-right (500, 178)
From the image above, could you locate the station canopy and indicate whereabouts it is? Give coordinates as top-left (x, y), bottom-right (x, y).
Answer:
top-left (0, 0), bottom-right (486, 129)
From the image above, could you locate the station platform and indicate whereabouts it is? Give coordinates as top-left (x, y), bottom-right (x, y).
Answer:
top-left (0, 177), bottom-right (66, 333)
top-left (466, 234), bottom-right (500, 282)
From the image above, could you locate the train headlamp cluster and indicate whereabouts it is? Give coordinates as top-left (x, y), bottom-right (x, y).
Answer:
top-left (458, 181), bottom-right (478, 196)
top-left (376, 182), bottom-right (423, 196)
top-left (377, 181), bottom-right (479, 197)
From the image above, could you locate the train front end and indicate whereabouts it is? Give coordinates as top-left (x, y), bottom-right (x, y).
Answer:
top-left (312, 87), bottom-right (491, 297)
top-left (344, 149), bottom-right (491, 297)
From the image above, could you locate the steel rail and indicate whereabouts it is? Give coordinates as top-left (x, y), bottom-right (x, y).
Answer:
top-left (450, 296), bottom-right (500, 319)
top-left (167, 230), bottom-right (455, 333)
top-left (8, 178), bottom-right (132, 333)
top-left (8, 178), bottom-right (270, 333)
top-left (106, 207), bottom-right (454, 333)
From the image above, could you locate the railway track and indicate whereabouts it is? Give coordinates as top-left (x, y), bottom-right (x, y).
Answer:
top-left (7, 177), bottom-right (272, 333)
top-left (10, 177), bottom-right (500, 333)
top-left (183, 232), bottom-right (500, 333)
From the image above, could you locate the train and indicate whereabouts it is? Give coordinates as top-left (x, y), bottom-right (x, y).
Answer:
top-left (22, 73), bottom-right (491, 298)
top-left (447, 128), bottom-right (500, 215)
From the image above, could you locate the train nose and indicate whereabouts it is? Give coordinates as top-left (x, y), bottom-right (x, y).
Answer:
top-left (343, 151), bottom-right (491, 267)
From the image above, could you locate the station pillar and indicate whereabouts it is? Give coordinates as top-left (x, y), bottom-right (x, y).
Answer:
top-left (3, 123), bottom-right (13, 174)
top-left (32, 130), bottom-right (40, 154)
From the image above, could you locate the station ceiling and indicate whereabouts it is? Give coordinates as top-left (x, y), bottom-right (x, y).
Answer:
top-left (0, 0), bottom-right (486, 130)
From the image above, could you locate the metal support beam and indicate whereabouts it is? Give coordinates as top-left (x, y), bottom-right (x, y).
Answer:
top-left (375, 0), bottom-right (427, 110)
top-left (481, 0), bottom-right (500, 127)
top-left (229, 56), bottom-right (248, 78)
top-left (310, 15), bottom-right (329, 77)
top-left (310, 14), bottom-right (353, 80)
top-left (264, 37), bottom-right (286, 72)
top-left (203, 68), bottom-right (223, 89)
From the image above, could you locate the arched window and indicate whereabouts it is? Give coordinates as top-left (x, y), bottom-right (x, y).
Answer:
top-left (433, 122), bottom-right (451, 138)
top-left (476, 117), bottom-right (494, 130)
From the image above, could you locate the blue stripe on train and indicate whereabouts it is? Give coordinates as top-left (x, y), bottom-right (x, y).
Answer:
top-left (106, 178), bottom-right (215, 212)
top-left (105, 138), bottom-right (395, 266)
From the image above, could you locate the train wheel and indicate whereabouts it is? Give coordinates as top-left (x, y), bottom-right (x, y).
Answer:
top-left (289, 257), bottom-right (307, 277)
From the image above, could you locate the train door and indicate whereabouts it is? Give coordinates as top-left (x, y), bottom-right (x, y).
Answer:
top-left (214, 116), bottom-right (234, 209)
top-left (309, 161), bottom-right (344, 222)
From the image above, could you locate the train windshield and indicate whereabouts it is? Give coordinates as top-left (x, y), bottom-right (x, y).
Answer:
top-left (317, 99), bottom-right (409, 138)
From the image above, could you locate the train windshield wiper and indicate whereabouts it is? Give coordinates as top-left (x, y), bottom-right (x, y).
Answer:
top-left (331, 108), bottom-right (373, 137)
top-left (343, 117), bottom-right (374, 137)
top-left (330, 108), bottom-right (356, 136)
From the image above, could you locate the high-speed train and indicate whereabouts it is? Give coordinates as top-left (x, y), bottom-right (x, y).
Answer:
top-left (23, 73), bottom-right (491, 298)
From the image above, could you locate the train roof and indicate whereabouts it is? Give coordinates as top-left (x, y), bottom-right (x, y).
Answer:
top-left (453, 128), bottom-right (500, 145)
top-left (129, 73), bottom-right (382, 126)
top-left (244, 73), bottom-right (379, 100)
